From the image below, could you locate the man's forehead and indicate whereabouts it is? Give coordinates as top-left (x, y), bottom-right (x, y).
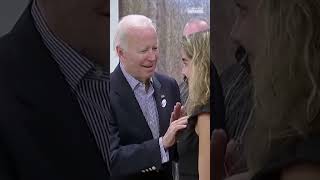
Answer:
top-left (126, 27), bottom-right (158, 42)
top-left (127, 25), bottom-right (157, 38)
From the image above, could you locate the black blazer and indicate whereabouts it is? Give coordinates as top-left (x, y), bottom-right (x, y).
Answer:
top-left (0, 5), bottom-right (110, 180)
top-left (109, 65), bottom-right (180, 180)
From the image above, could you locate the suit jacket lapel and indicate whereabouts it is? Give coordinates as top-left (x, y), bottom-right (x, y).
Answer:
top-left (152, 75), bottom-right (169, 137)
top-left (111, 65), bottom-right (153, 138)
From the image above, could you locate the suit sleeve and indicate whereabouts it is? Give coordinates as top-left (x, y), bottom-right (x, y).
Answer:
top-left (109, 107), bottom-right (162, 176)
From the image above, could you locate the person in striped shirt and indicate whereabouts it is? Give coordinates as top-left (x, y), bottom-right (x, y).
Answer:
top-left (0, 0), bottom-right (111, 179)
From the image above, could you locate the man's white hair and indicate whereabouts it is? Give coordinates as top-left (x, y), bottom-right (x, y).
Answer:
top-left (113, 14), bottom-right (156, 51)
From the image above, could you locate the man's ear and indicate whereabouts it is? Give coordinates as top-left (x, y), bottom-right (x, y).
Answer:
top-left (116, 46), bottom-right (125, 60)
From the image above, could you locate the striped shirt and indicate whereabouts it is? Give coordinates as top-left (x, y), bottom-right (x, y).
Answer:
top-left (31, 1), bottom-right (111, 172)
top-left (120, 63), bottom-right (169, 163)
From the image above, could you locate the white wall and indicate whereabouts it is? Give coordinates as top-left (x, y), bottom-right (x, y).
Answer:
top-left (110, 0), bottom-right (119, 73)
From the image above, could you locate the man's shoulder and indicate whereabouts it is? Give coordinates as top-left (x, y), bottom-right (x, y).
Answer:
top-left (110, 65), bottom-right (123, 81)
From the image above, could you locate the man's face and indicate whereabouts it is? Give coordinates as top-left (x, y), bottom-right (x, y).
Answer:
top-left (119, 26), bottom-right (159, 82)
top-left (39, 0), bottom-right (109, 65)
top-left (181, 48), bottom-right (192, 81)
top-left (230, 0), bottom-right (259, 63)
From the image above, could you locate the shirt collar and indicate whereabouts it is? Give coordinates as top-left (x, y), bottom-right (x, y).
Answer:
top-left (31, 0), bottom-right (95, 89)
top-left (120, 63), bottom-right (153, 91)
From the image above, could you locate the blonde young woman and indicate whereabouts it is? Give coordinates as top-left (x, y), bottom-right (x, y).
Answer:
top-left (176, 30), bottom-right (210, 180)
top-left (243, 0), bottom-right (320, 180)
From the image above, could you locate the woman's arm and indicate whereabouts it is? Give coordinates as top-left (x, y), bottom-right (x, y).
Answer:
top-left (195, 113), bottom-right (210, 180)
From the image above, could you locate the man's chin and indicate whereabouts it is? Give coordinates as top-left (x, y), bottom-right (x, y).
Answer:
top-left (144, 72), bottom-right (155, 80)
top-left (147, 72), bottom-right (155, 78)
top-left (144, 68), bottom-right (155, 75)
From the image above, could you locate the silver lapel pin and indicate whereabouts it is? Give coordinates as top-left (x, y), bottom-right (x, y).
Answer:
top-left (161, 95), bottom-right (167, 108)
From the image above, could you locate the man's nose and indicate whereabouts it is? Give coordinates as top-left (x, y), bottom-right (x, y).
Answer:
top-left (147, 51), bottom-right (157, 61)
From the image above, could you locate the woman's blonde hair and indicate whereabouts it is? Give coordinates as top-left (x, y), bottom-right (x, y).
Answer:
top-left (181, 30), bottom-right (210, 115)
top-left (247, 0), bottom-right (320, 173)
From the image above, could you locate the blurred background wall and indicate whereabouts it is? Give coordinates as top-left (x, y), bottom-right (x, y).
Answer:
top-left (111, 0), bottom-right (210, 85)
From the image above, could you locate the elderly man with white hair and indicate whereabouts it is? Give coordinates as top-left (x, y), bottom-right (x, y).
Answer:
top-left (109, 14), bottom-right (186, 180)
